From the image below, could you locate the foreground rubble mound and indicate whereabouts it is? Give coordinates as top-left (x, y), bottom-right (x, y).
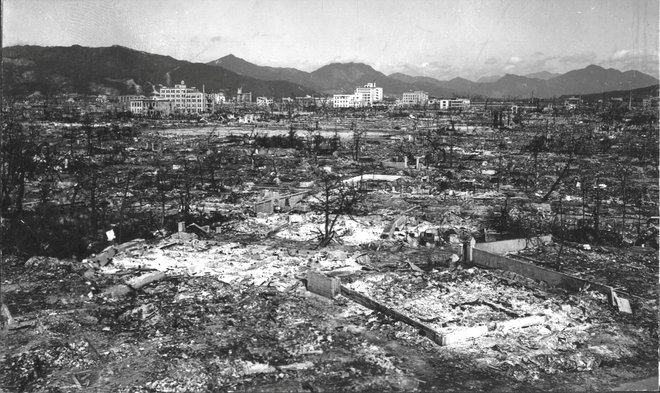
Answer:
top-left (1, 217), bottom-right (657, 392)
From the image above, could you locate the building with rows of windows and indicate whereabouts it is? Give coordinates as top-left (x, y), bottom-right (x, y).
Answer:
top-left (158, 81), bottom-right (208, 114)
top-left (333, 82), bottom-right (384, 108)
top-left (402, 91), bottom-right (429, 106)
top-left (431, 98), bottom-right (471, 110)
top-left (129, 98), bottom-right (173, 116)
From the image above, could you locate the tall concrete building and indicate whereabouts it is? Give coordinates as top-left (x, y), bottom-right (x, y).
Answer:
top-left (158, 81), bottom-right (206, 114)
top-left (333, 82), bottom-right (384, 108)
top-left (354, 82), bottom-right (383, 105)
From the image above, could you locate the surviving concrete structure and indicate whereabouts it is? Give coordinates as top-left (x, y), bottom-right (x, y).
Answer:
top-left (354, 82), bottom-right (383, 105)
top-left (402, 91), bottom-right (429, 106)
top-left (236, 87), bottom-right (252, 104)
top-left (128, 98), bottom-right (173, 116)
top-left (332, 94), bottom-right (359, 108)
top-left (436, 98), bottom-right (471, 110)
top-left (333, 82), bottom-right (384, 108)
top-left (118, 95), bottom-right (147, 111)
top-left (158, 81), bottom-right (206, 114)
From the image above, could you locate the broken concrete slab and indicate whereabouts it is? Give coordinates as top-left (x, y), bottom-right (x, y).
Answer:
top-left (440, 325), bottom-right (489, 346)
top-left (611, 291), bottom-right (633, 314)
top-left (90, 239), bottom-right (145, 267)
top-left (91, 246), bottom-right (117, 267)
top-left (103, 271), bottom-right (166, 298)
top-left (496, 315), bottom-right (545, 330)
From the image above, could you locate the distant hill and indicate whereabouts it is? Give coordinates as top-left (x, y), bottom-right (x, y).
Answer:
top-left (2, 45), bottom-right (317, 98)
top-left (524, 71), bottom-right (560, 80)
top-left (485, 74), bottom-right (550, 98)
top-left (477, 75), bottom-right (503, 83)
top-left (560, 84), bottom-right (659, 102)
top-left (545, 65), bottom-right (658, 96)
top-left (207, 54), bottom-right (322, 91)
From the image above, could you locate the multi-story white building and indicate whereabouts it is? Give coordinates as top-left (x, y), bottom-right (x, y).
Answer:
top-left (354, 82), bottom-right (383, 105)
top-left (332, 94), bottom-right (359, 108)
top-left (436, 98), bottom-right (471, 110)
top-left (333, 82), bottom-right (384, 108)
top-left (158, 81), bottom-right (206, 114)
top-left (402, 91), bottom-right (429, 106)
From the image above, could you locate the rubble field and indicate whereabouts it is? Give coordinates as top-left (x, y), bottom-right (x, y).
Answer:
top-left (2, 107), bottom-right (658, 391)
top-left (2, 213), bottom-right (657, 392)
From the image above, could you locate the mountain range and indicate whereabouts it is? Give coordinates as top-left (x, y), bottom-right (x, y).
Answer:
top-left (210, 54), bottom-right (658, 98)
top-left (2, 45), bottom-right (315, 98)
top-left (3, 44), bottom-right (658, 99)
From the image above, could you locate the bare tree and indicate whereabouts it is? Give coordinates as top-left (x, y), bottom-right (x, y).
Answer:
top-left (351, 124), bottom-right (365, 161)
top-left (309, 169), bottom-right (364, 247)
top-left (1, 115), bottom-right (39, 214)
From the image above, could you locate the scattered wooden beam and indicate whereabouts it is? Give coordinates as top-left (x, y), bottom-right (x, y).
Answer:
top-left (305, 270), bottom-right (445, 345)
top-left (339, 285), bottom-right (445, 346)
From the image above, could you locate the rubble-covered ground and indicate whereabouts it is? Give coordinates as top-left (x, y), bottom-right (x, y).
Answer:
top-left (2, 213), bottom-right (657, 392)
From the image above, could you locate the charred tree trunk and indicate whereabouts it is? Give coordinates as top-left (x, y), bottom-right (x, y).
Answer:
top-left (541, 158), bottom-right (572, 202)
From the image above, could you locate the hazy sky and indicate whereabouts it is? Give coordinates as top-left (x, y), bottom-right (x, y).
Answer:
top-left (3, 0), bottom-right (659, 80)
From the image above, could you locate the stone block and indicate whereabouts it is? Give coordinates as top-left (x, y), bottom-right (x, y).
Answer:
top-left (306, 271), bottom-right (341, 299)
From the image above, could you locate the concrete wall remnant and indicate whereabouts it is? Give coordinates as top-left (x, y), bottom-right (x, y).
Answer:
top-left (474, 236), bottom-right (552, 255)
top-left (471, 248), bottom-right (612, 295)
top-left (254, 191), bottom-right (309, 214)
